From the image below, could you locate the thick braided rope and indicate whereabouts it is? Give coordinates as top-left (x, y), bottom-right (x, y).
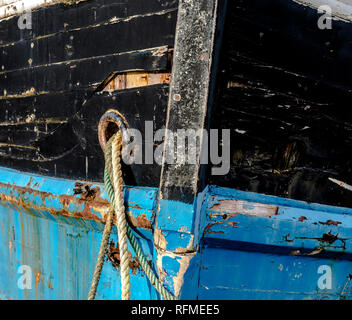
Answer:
top-left (89, 130), bottom-right (176, 300)
top-left (104, 168), bottom-right (176, 300)
top-left (104, 136), bottom-right (176, 301)
top-left (111, 132), bottom-right (131, 300)
top-left (87, 206), bottom-right (114, 300)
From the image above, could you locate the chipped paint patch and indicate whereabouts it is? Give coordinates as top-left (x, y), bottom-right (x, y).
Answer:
top-left (154, 227), bottom-right (197, 297)
top-left (156, 249), bottom-right (167, 285)
top-left (154, 228), bottom-right (168, 251)
top-left (210, 199), bottom-right (279, 218)
top-left (155, 247), bottom-right (196, 298)
top-left (173, 253), bottom-right (196, 298)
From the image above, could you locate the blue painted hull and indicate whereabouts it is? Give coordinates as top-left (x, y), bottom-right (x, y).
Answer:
top-left (1, 166), bottom-right (352, 300)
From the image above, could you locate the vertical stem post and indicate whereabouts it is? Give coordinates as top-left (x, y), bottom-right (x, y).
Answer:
top-left (153, 0), bottom-right (223, 299)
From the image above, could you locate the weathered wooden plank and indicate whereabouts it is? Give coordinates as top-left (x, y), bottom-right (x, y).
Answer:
top-left (0, 46), bottom-right (169, 97)
top-left (0, 0), bottom-right (178, 186)
top-left (0, 84), bottom-right (169, 185)
top-left (0, 8), bottom-right (177, 71)
top-left (208, 0), bottom-right (352, 208)
top-left (0, 0), bottom-right (178, 45)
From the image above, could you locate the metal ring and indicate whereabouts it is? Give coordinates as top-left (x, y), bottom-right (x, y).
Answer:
top-left (98, 109), bottom-right (131, 152)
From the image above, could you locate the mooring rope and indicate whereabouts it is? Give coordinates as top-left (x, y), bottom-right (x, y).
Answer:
top-left (88, 131), bottom-right (176, 301)
top-left (111, 131), bottom-right (131, 300)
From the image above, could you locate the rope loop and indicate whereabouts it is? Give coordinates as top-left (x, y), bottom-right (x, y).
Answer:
top-left (89, 110), bottom-right (176, 301)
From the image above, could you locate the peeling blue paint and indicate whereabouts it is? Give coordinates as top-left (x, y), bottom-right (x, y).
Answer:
top-left (1, 167), bottom-right (352, 299)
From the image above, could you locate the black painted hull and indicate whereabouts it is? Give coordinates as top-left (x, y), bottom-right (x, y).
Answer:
top-left (1, 0), bottom-right (352, 208)
top-left (209, 0), bottom-right (352, 208)
top-left (0, 0), bottom-right (177, 186)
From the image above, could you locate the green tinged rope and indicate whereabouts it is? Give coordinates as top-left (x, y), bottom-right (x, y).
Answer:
top-left (88, 132), bottom-right (176, 301)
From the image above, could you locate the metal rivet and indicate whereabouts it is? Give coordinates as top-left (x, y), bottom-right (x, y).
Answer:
top-left (173, 94), bottom-right (181, 101)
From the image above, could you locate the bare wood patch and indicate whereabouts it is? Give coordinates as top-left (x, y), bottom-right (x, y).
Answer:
top-left (103, 71), bottom-right (170, 91)
top-left (210, 199), bottom-right (279, 218)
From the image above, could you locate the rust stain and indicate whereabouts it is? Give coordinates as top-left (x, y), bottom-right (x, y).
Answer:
top-left (73, 182), bottom-right (99, 201)
top-left (34, 269), bottom-right (41, 299)
top-left (47, 281), bottom-right (53, 289)
top-left (107, 241), bottom-right (144, 275)
top-left (285, 231), bottom-right (348, 249)
top-left (32, 182), bottom-right (40, 189)
top-left (226, 221), bottom-right (239, 228)
top-left (320, 231), bottom-right (345, 245)
top-left (203, 222), bottom-right (225, 236)
top-left (319, 220), bottom-right (342, 226)
top-left (220, 213), bottom-right (230, 220)
top-left (26, 177), bottom-right (34, 188)
top-left (0, 181), bottom-right (154, 237)
top-left (35, 272), bottom-right (41, 284)
top-left (0, 181), bottom-right (108, 223)
top-left (126, 212), bottom-right (152, 230)
top-left (283, 233), bottom-right (294, 242)
top-left (210, 199), bottom-right (279, 218)
top-left (298, 216), bottom-right (307, 222)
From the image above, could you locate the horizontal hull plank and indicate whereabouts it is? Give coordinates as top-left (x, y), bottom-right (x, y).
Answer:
top-left (209, 0), bottom-right (352, 208)
top-left (0, 84), bottom-right (168, 185)
top-left (0, 46), bottom-right (169, 97)
top-left (0, 8), bottom-right (177, 71)
top-left (0, 0), bottom-right (178, 42)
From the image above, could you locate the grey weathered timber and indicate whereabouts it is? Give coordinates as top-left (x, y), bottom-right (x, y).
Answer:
top-left (158, 0), bottom-right (220, 204)
top-left (153, 0), bottom-right (222, 299)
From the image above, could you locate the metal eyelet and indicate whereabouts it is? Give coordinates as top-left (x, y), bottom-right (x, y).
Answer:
top-left (98, 109), bottom-right (130, 152)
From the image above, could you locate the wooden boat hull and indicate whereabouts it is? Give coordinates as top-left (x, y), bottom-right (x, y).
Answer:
top-left (1, 166), bottom-right (352, 299)
top-left (1, 0), bottom-right (352, 300)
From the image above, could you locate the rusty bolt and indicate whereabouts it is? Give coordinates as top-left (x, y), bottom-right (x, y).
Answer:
top-left (173, 94), bottom-right (181, 101)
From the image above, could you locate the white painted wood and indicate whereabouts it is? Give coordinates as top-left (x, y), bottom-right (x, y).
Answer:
top-left (294, 0), bottom-right (352, 22)
top-left (2, 0), bottom-right (351, 23)
top-left (0, 0), bottom-right (19, 6)
top-left (0, 0), bottom-right (58, 20)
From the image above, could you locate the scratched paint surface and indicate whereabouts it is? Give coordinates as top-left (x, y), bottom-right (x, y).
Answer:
top-left (2, 167), bottom-right (352, 299)
top-left (197, 186), bottom-right (352, 299)
top-left (0, 166), bottom-right (158, 300)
